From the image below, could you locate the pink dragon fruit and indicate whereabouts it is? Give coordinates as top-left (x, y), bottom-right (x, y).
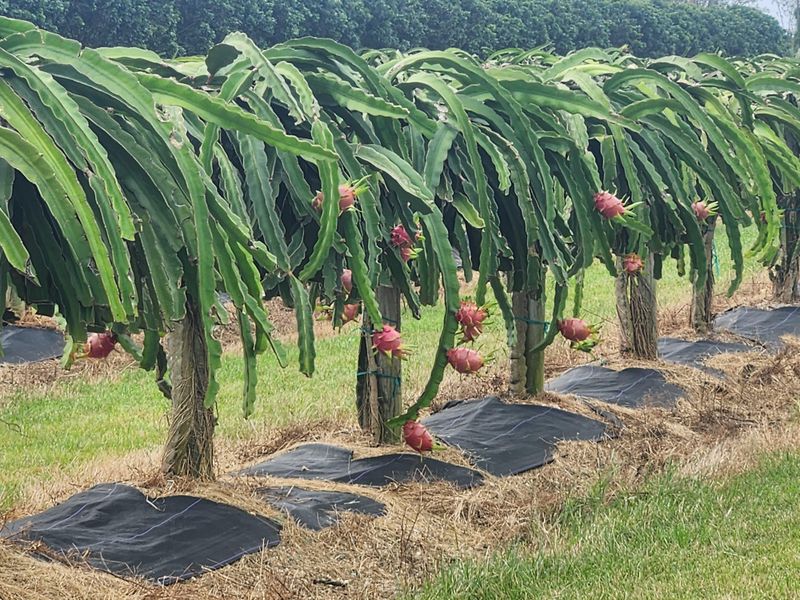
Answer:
top-left (461, 323), bottom-right (483, 342)
top-left (456, 301), bottom-right (488, 341)
top-left (372, 324), bottom-right (405, 358)
top-left (390, 224), bottom-right (414, 248)
top-left (341, 303), bottom-right (360, 325)
top-left (455, 301), bottom-right (488, 327)
top-left (337, 184), bottom-right (356, 212)
top-left (446, 347), bottom-right (484, 374)
top-left (311, 191), bottom-right (323, 212)
top-left (622, 253), bottom-right (644, 275)
top-left (403, 420), bottom-right (434, 453)
top-left (341, 268), bottom-right (353, 294)
top-left (594, 191), bottom-right (627, 219)
top-left (312, 184), bottom-right (358, 214)
top-left (691, 200), bottom-right (716, 221)
top-left (558, 318), bottom-right (591, 343)
top-left (84, 331), bottom-right (116, 359)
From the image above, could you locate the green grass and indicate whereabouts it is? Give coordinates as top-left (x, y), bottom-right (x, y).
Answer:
top-left (0, 307), bottom-right (461, 509)
top-left (408, 451), bottom-right (800, 599)
top-left (560, 226), bottom-right (762, 326)
top-left (0, 226), bottom-right (763, 509)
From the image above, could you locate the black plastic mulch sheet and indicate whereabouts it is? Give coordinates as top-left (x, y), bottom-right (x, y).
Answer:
top-left (544, 365), bottom-right (684, 409)
top-left (236, 443), bottom-right (483, 489)
top-left (0, 325), bottom-right (64, 364)
top-left (256, 486), bottom-right (386, 530)
top-left (0, 483), bottom-right (282, 584)
top-left (422, 396), bottom-right (608, 476)
top-left (714, 306), bottom-right (800, 348)
top-left (657, 337), bottom-right (751, 376)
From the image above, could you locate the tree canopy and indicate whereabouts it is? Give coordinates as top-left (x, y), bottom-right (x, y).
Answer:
top-left (1, 0), bottom-right (789, 58)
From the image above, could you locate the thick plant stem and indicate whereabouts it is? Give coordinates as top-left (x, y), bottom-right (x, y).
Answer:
top-left (162, 297), bottom-right (215, 479)
top-left (525, 290), bottom-right (546, 394)
top-left (691, 222), bottom-right (716, 333)
top-left (509, 291), bottom-right (527, 395)
top-left (356, 285), bottom-right (402, 444)
top-left (771, 193), bottom-right (800, 303)
top-left (510, 274), bottom-right (546, 395)
top-left (616, 254), bottom-right (658, 360)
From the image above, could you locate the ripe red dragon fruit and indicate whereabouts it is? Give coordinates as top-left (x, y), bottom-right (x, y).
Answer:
top-left (692, 200), bottom-right (712, 221)
top-left (341, 303), bottom-right (360, 325)
top-left (399, 246), bottom-right (413, 263)
top-left (341, 268), bottom-right (353, 294)
top-left (456, 301), bottom-right (488, 342)
top-left (558, 318), bottom-right (591, 342)
top-left (390, 224), bottom-right (414, 248)
top-left (372, 324), bottom-right (405, 358)
top-left (455, 301), bottom-right (488, 328)
top-left (84, 331), bottom-right (116, 359)
top-left (594, 191), bottom-right (626, 219)
top-left (446, 347), bottom-right (484, 374)
top-left (403, 420), bottom-right (434, 453)
top-left (622, 253), bottom-right (644, 275)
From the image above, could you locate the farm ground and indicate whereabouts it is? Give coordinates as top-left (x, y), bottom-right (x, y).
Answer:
top-left (410, 445), bottom-right (800, 599)
top-left (2, 228), bottom-right (800, 598)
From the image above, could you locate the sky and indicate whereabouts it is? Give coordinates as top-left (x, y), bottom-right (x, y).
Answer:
top-left (755, 0), bottom-right (792, 29)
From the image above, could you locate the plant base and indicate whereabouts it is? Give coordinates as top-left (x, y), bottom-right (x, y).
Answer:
top-left (161, 298), bottom-right (215, 479)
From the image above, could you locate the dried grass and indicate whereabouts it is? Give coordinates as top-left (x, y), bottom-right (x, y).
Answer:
top-left (0, 343), bottom-right (138, 405)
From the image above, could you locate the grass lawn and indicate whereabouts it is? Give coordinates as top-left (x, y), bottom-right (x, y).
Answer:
top-left (0, 228), bottom-right (761, 510)
top-left (408, 450), bottom-right (800, 599)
